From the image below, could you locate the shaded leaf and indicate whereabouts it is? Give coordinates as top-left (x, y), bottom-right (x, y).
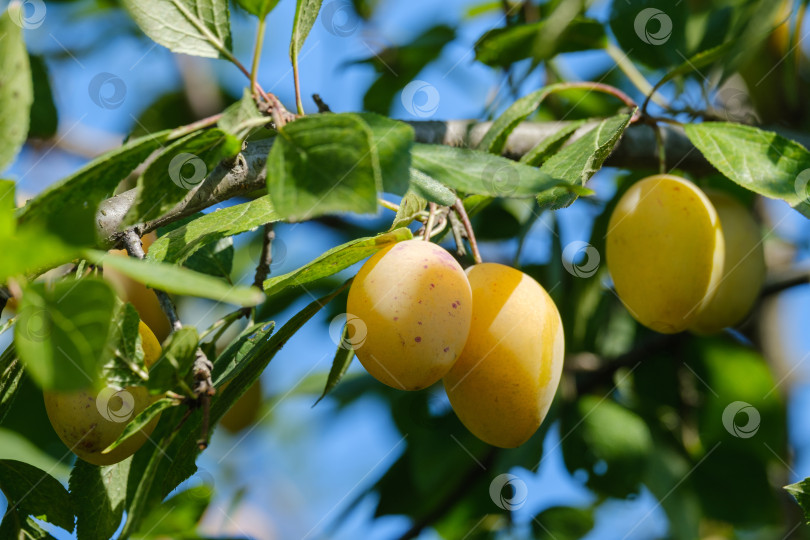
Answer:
top-left (519, 121), bottom-right (585, 167)
top-left (145, 327), bottom-right (199, 392)
top-left (0, 460), bottom-right (74, 532)
top-left (28, 55), bottom-right (58, 139)
top-left (237, 0), bottom-right (280, 18)
top-left (0, 345), bottom-right (22, 425)
top-left (70, 458), bottom-right (131, 540)
top-left (314, 327), bottom-right (354, 405)
top-left (105, 398), bottom-right (177, 452)
top-left (87, 249), bottom-right (264, 306)
top-left (786, 478), bottom-right (810, 524)
top-left (0, 5), bottom-right (32, 171)
top-left (532, 506), bottom-right (594, 540)
top-left (15, 279), bottom-right (118, 392)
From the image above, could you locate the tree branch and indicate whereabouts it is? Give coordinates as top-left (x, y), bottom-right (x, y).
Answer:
top-left (96, 120), bottom-right (810, 249)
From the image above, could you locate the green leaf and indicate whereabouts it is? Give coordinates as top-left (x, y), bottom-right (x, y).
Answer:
top-left (218, 88), bottom-right (267, 140)
top-left (15, 278), bottom-right (118, 392)
top-left (537, 113), bottom-right (633, 209)
top-left (0, 513), bottom-right (56, 539)
top-left (411, 143), bottom-right (559, 198)
top-left (148, 196), bottom-right (279, 265)
top-left (125, 128), bottom-right (239, 225)
top-left (532, 506), bottom-right (594, 540)
top-left (360, 25), bottom-right (455, 115)
top-left (561, 396), bottom-right (653, 498)
top-left (314, 327), bottom-right (354, 405)
top-left (122, 0), bottom-right (234, 59)
top-left (643, 442), bottom-right (701, 540)
top-left (519, 121), bottom-right (585, 167)
top-left (17, 129), bottom-right (172, 227)
top-left (646, 41), bottom-right (735, 108)
top-left (134, 484), bottom-right (212, 537)
top-left (263, 228), bottom-right (412, 296)
top-left (70, 458), bottom-right (131, 540)
top-left (290, 0), bottom-right (322, 63)
top-left (183, 236), bottom-right (234, 279)
top-left (105, 398), bottom-right (177, 452)
top-left (236, 0), bottom-right (280, 18)
top-left (28, 55), bottom-right (58, 139)
top-left (390, 192), bottom-right (426, 230)
top-left (101, 302), bottom-right (149, 388)
top-left (476, 17), bottom-right (605, 68)
top-left (145, 327), bottom-right (199, 392)
top-left (356, 112), bottom-right (414, 195)
top-left (0, 5), bottom-right (33, 172)
top-left (0, 460), bottom-right (74, 532)
top-left (684, 122), bottom-right (810, 217)
top-left (610, 0), bottom-right (688, 69)
top-left (0, 345), bottom-right (22, 425)
top-left (212, 321), bottom-right (275, 385)
top-left (786, 478), bottom-right (810, 523)
top-left (408, 168), bottom-right (457, 205)
top-left (478, 83), bottom-right (597, 155)
top-left (87, 249), bottom-right (264, 307)
top-left (266, 113), bottom-right (379, 220)
top-left (0, 179), bottom-right (14, 236)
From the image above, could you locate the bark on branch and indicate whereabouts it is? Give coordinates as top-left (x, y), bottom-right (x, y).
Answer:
top-left (96, 119), bottom-right (810, 249)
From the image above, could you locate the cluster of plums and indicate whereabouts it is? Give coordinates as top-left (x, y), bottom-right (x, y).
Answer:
top-left (37, 173), bottom-right (764, 464)
top-left (606, 174), bottom-right (765, 335)
top-left (347, 239), bottom-right (565, 449)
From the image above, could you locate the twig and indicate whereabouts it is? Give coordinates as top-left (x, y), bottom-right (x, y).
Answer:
top-left (121, 230), bottom-right (182, 332)
top-left (448, 211), bottom-right (467, 259)
top-left (652, 121), bottom-right (666, 174)
top-left (452, 199), bottom-right (482, 264)
top-left (242, 223), bottom-right (275, 320)
top-left (762, 266), bottom-right (810, 296)
top-left (250, 18), bottom-right (268, 101)
top-left (293, 61), bottom-right (304, 115)
top-left (313, 94), bottom-right (331, 113)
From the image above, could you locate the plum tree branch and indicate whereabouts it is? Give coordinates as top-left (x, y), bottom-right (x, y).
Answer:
top-left (97, 120), bottom-right (810, 249)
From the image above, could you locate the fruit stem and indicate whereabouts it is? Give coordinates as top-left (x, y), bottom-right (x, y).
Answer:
top-left (453, 199), bottom-right (483, 264)
top-left (653, 122), bottom-right (666, 174)
top-left (423, 202), bottom-right (438, 241)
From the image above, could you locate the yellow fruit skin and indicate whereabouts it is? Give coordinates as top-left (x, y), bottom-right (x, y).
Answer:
top-left (347, 240), bottom-right (473, 391)
top-left (444, 263), bottom-right (564, 448)
top-left (44, 321), bottom-right (163, 466)
top-left (219, 380), bottom-right (262, 433)
top-left (690, 192), bottom-right (765, 334)
top-left (606, 175), bottom-right (725, 334)
top-left (104, 233), bottom-right (172, 342)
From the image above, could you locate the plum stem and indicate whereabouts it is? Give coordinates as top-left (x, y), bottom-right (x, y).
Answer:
top-left (423, 202), bottom-right (437, 241)
top-left (453, 199), bottom-right (482, 264)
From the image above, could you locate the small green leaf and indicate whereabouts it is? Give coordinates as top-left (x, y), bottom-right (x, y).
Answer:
top-left (390, 192), bottom-right (426, 230)
top-left (0, 5), bottom-right (33, 172)
top-left (532, 506), bottom-right (594, 540)
top-left (476, 17), bottom-right (605, 68)
top-left (87, 249), bottom-right (265, 306)
top-left (266, 113), bottom-right (379, 220)
top-left (519, 121), bottom-right (585, 167)
top-left (148, 196), bottom-right (279, 265)
top-left (237, 0), bottom-right (280, 18)
top-left (537, 113), bottom-right (633, 209)
top-left (218, 89), bottom-right (267, 140)
top-left (18, 129), bottom-right (172, 227)
top-left (125, 128), bottom-right (239, 225)
top-left (122, 0), bottom-right (234, 59)
top-left (561, 396), bottom-right (653, 498)
top-left (290, 0), bottom-right (323, 64)
top-left (0, 460), bottom-right (74, 532)
top-left (105, 398), bottom-right (178, 452)
top-left (356, 112), bottom-right (414, 195)
top-left (69, 458), bottom-right (131, 540)
top-left (212, 321), bottom-right (275, 385)
top-left (15, 279), bottom-right (118, 392)
top-left (28, 55), bottom-right (58, 139)
top-left (684, 122), bottom-right (810, 217)
top-left (408, 168), bottom-right (457, 205)
top-left (134, 483), bottom-right (212, 537)
top-left (101, 303), bottom-right (149, 388)
top-left (263, 228), bottom-right (412, 296)
top-left (0, 345), bottom-right (22, 425)
top-left (314, 327), bottom-right (354, 406)
top-left (786, 478), bottom-right (810, 523)
top-left (411, 143), bottom-right (559, 198)
top-left (146, 327), bottom-right (199, 392)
